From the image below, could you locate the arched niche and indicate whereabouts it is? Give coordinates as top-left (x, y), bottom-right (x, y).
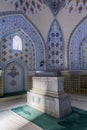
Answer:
top-left (0, 13), bottom-right (46, 71)
top-left (3, 59), bottom-right (28, 94)
top-left (69, 17), bottom-right (87, 70)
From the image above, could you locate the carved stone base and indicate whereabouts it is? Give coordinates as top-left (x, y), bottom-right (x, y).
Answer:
top-left (27, 77), bottom-right (72, 118)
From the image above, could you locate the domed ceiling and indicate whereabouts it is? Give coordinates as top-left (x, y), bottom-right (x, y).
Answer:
top-left (3, 0), bottom-right (87, 15)
top-left (5, 0), bottom-right (46, 14)
top-left (66, 0), bottom-right (87, 13)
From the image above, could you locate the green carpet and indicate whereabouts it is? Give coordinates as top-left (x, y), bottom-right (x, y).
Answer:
top-left (12, 105), bottom-right (87, 130)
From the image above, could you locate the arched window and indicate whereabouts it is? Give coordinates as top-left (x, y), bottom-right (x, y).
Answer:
top-left (13, 35), bottom-right (22, 51)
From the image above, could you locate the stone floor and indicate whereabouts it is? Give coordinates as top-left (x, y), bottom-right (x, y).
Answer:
top-left (0, 97), bottom-right (42, 130)
top-left (0, 110), bottom-right (42, 130)
top-left (71, 94), bottom-right (87, 111)
top-left (0, 94), bottom-right (87, 130)
top-left (0, 98), bottom-right (26, 111)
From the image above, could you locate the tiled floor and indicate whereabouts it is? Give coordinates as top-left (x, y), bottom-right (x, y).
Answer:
top-left (0, 94), bottom-right (87, 130)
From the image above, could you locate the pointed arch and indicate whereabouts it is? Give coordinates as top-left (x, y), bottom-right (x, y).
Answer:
top-left (3, 59), bottom-right (28, 94)
top-left (69, 17), bottom-right (87, 70)
top-left (0, 13), bottom-right (46, 71)
top-left (47, 19), bottom-right (64, 70)
top-left (0, 29), bottom-right (35, 71)
top-left (13, 35), bottom-right (22, 51)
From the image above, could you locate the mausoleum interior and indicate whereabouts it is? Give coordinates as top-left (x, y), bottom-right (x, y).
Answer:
top-left (1, 0), bottom-right (87, 130)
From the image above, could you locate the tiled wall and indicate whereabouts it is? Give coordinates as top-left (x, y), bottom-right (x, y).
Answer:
top-left (69, 17), bottom-right (87, 70)
top-left (0, 14), bottom-right (45, 71)
top-left (0, 1), bottom-right (87, 71)
top-left (0, 31), bottom-right (32, 70)
top-left (47, 19), bottom-right (64, 70)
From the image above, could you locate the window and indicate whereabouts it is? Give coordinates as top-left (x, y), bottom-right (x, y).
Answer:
top-left (13, 35), bottom-right (22, 51)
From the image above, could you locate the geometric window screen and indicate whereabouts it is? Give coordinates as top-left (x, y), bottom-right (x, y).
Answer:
top-left (13, 35), bottom-right (22, 51)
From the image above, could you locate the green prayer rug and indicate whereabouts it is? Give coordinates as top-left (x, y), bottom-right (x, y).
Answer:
top-left (12, 105), bottom-right (87, 130)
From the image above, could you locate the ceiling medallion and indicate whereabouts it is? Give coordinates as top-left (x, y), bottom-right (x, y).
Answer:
top-left (46, 0), bottom-right (66, 16)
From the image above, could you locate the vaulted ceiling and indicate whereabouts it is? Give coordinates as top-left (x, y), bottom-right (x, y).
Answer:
top-left (3, 0), bottom-right (87, 15)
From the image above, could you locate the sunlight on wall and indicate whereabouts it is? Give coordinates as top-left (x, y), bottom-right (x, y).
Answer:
top-left (13, 35), bottom-right (22, 51)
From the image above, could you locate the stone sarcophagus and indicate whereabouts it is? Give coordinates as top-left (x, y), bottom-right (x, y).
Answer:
top-left (27, 76), bottom-right (72, 118)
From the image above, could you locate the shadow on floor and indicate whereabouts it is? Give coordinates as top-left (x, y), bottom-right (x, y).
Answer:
top-left (12, 105), bottom-right (87, 130)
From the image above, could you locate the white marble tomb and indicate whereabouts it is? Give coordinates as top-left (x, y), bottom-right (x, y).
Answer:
top-left (27, 76), bottom-right (72, 118)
